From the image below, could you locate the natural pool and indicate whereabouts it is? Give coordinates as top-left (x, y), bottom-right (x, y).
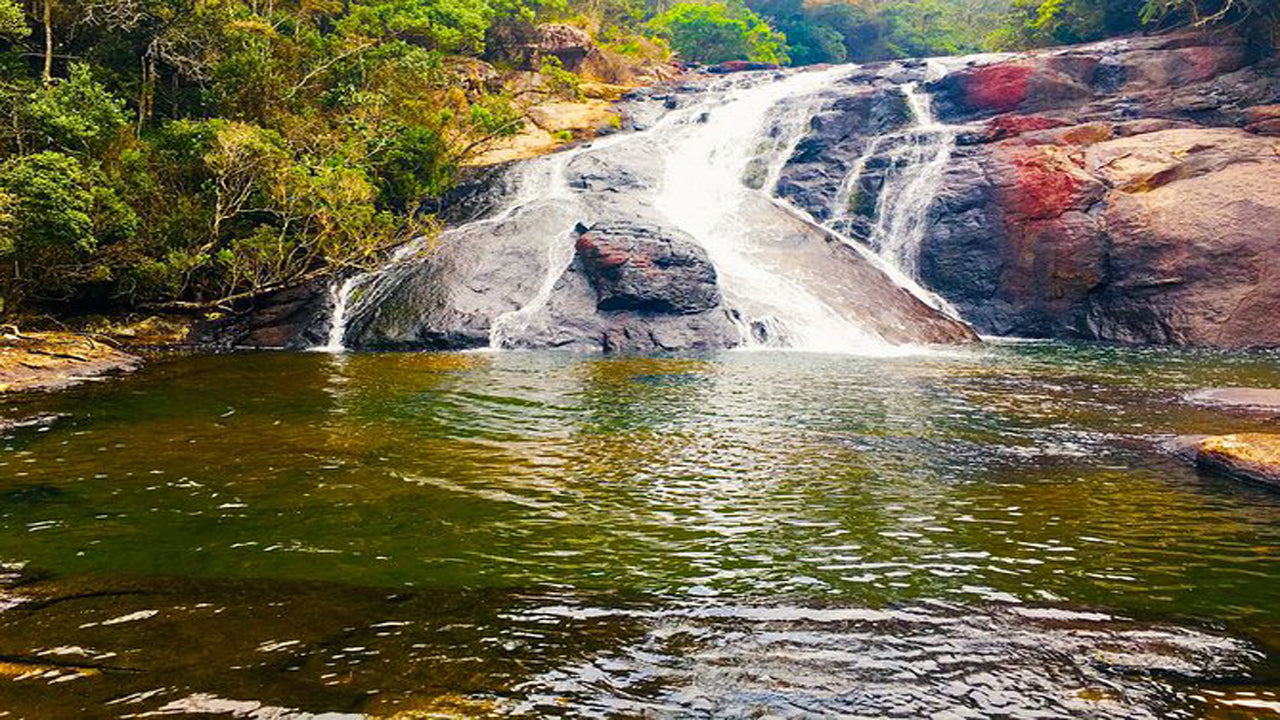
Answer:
top-left (2, 343), bottom-right (1280, 718)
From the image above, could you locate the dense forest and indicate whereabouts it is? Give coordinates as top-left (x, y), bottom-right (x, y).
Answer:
top-left (0, 0), bottom-right (1273, 320)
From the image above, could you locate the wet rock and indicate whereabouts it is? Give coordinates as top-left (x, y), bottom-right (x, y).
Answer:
top-left (707, 60), bottom-right (781, 74)
top-left (492, 220), bottom-right (741, 353)
top-left (1189, 433), bottom-right (1280, 490)
top-left (575, 220), bottom-right (721, 314)
top-left (775, 86), bottom-right (914, 219)
top-left (193, 281), bottom-right (331, 350)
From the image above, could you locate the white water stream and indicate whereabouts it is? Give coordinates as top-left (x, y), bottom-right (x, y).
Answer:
top-left (655, 67), bottom-right (899, 354)
top-left (318, 63), bottom-right (965, 353)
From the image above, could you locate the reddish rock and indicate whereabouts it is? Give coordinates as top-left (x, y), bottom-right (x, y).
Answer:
top-left (990, 144), bottom-right (1104, 221)
top-left (923, 122), bottom-right (1280, 347)
top-left (574, 220), bottom-right (722, 314)
top-left (1247, 119), bottom-right (1280, 136)
top-left (1244, 104), bottom-right (1280, 124)
top-left (1128, 44), bottom-right (1249, 88)
top-left (965, 63), bottom-right (1034, 114)
top-left (983, 114), bottom-right (1068, 141)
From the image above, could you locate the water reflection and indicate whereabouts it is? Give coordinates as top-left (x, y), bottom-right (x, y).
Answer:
top-left (2, 343), bottom-right (1280, 715)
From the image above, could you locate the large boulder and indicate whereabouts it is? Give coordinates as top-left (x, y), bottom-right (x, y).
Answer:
top-left (920, 125), bottom-right (1280, 346)
top-left (903, 29), bottom-right (1280, 348)
top-left (574, 220), bottom-right (722, 314)
top-left (493, 220), bottom-right (741, 353)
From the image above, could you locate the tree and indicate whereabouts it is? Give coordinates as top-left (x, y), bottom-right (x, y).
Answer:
top-left (0, 151), bottom-right (136, 303)
top-left (24, 63), bottom-right (128, 154)
top-left (0, 0), bottom-right (28, 40)
top-left (648, 2), bottom-right (788, 64)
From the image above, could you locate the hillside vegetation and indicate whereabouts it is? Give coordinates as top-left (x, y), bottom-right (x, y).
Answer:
top-left (0, 0), bottom-right (1271, 321)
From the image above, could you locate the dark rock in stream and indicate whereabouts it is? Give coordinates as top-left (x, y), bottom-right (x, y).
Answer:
top-left (193, 280), bottom-right (331, 350)
top-left (575, 219), bottom-right (722, 314)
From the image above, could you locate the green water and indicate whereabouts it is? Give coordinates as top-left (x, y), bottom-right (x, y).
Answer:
top-left (3, 343), bottom-right (1280, 718)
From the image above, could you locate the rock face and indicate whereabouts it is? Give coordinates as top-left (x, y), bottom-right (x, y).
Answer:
top-left (912, 31), bottom-right (1280, 347)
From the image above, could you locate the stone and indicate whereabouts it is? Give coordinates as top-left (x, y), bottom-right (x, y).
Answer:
top-left (0, 332), bottom-right (140, 393)
top-left (1187, 388), bottom-right (1280, 415)
top-left (574, 220), bottom-right (722, 314)
top-left (1193, 434), bottom-right (1280, 489)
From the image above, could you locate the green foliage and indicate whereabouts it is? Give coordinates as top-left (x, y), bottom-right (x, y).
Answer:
top-left (648, 2), bottom-right (788, 64)
top-left (0, 0), bottom-right (27, 41)
top-left (746, 0), bottom-right (1012, 64)
top-left (0, 152), bottom-right (137, 303)
top-left (371, 124), bottom-right (457, 210)
top-left (0, 152), bottom-right (97, 253)
top-left (339, 0), bottom-right (495, 55)
top-left (539, 55), bottom-right (582, 98)
top-left (986, 0), bottom-right (1142, 48)
top-left (1139, 0), bottom-right (1280, 45)
top-left (0, 0), bottom-right (552, 313)
top-left (24, 64), bottom-right (128, 155)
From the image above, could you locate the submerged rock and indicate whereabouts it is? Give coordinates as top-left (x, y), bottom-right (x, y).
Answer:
top-left (1187, 388), bottom-right (1280, 415)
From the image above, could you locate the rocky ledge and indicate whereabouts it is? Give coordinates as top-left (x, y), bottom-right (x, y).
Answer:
top-left (0, 332), bottom-right (140, 393)
top-left (917, 31), bottom-right (1280, 347)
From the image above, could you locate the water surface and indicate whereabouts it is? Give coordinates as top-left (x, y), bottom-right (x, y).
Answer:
top-left (3, 343), bottom-right (1280, 717)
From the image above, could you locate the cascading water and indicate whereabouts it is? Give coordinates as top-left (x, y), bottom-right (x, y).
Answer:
top-left (656, 67), bottom-right (900, 354)
top-left (815, 64), bottom-right (963, 317)
top-left (862, 81), bottom-right (956, 278)
top-left (315, 275), bottom-right (359, 352)
top-left (316, 62), bottom-right (974, 354)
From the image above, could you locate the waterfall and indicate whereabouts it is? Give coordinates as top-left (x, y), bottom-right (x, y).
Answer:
top-left (821, 73), bottom-right (962, 317)
top-left (315, 62), bottom-right (973, 354)
top-left (864, 82), bottom-right (956, 278)
top-left (656, 67), bottom-right (899, 354)
top-left (316, 275), bottom-right (359, 353)
top-left (487, 144), bottom-right (604, 350)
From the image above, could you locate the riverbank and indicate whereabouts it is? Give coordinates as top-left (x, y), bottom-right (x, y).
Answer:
top-left (0, 331), bottom-right (140, 394)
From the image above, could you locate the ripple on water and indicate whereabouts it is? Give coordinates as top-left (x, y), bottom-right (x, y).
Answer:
top-left (2, 347), bottom-right (1280, 714)
top-left (0, 572), bottom-right (1270, 719)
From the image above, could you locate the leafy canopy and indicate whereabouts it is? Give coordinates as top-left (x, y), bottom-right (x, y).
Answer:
top-left (648, 2), bottom-right (788, 64)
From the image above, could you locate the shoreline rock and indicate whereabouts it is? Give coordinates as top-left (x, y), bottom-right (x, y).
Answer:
top-left (0, 331), bottom-right (140, 394)
top-left (1180, 433), bottom-right (1280, 490)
